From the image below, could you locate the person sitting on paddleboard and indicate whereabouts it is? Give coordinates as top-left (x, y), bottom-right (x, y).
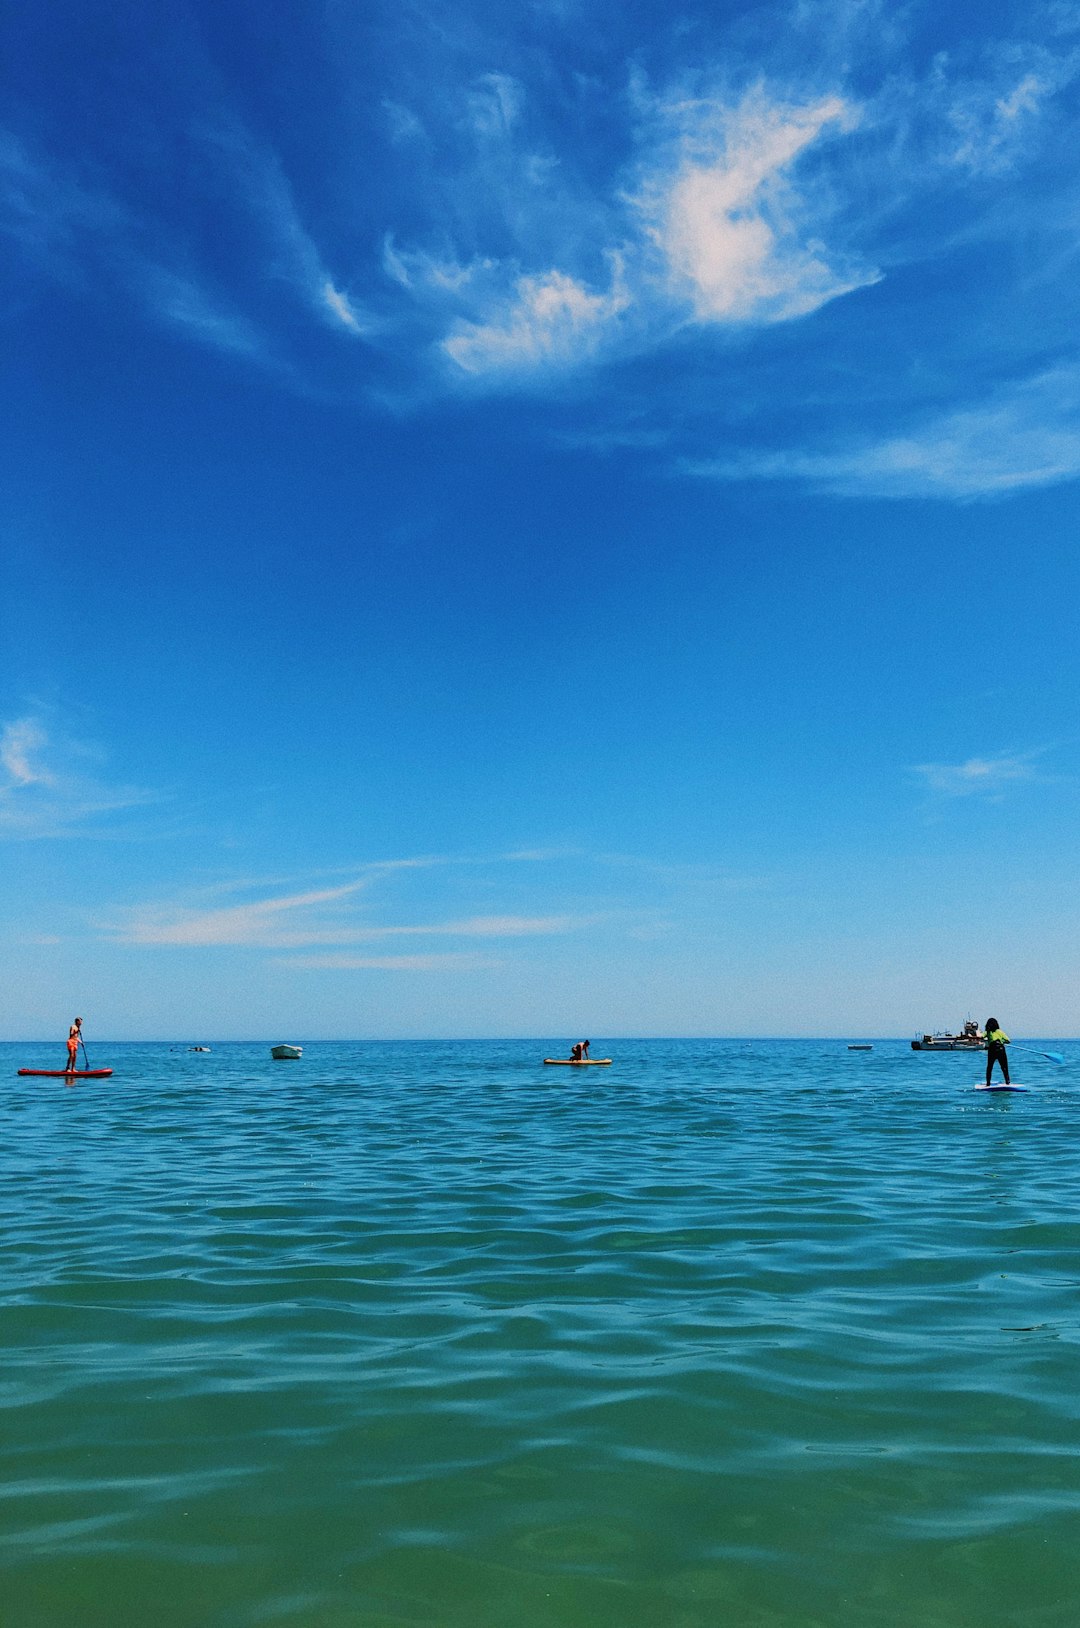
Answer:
top-left (66, 1017), bottom-right (82, 1072)
top-left (985, 1019), bottom-right (1010, 1085)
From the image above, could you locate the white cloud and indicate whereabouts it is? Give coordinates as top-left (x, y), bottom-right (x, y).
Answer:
top-left (108, 872), bottom-right (592, 947)
top-left (140, 266), bottom-right (267, 360)
top-left (1, 719), bottom-right (54, 787)
top-left (644, 91), bottom-right (876, 324)
top-left (911, 752), bottom-right (1042, 797)
top-left (197, 115), bottom-right (379, 339)
top-left (379, 914), bottom-right (584, 936)
top-left (0, 715), bottom-right (153, 838)
top-left (383, 239), bottom-right (497, 295)
top-left (6, 6), bottom-right (1078, 479)
top-left (394, 78), bottom-right (877, 380)
top-left (112, 879), bottom-right (373, 946)
top-left (274, 953), bottom-right (499, 971)
top-left (504, 845), bottom-right (583, 861)
top-left (688, 367), bottom-right (1080, 499)
top-left (466, 73), bottom-right (523, 139)
top-left (0, 121), bottom-right (372, 361)
top-left (941, 56), bottom-right (1073, 174)
top-left (443, 266), bottom-right (629, 373)
top-left (322, 279), bottom-right (364, 332)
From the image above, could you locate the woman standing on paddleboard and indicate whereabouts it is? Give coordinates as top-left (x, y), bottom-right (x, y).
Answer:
top-left (66, 1017), bottom-right (83, 1072)
top-left (985, 1019), bottom-right (1010, 1086)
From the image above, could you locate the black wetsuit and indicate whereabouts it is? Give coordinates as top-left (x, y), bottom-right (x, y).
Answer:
top-left (985, 1032), bottom-right (1010, 1085)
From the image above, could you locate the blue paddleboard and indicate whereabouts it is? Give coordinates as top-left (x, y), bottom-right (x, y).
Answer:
top-left (974, 1083), bottom-right (1028, 1092)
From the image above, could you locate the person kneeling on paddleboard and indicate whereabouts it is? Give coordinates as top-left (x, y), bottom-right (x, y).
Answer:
top-left (985, 1019), bottom-right (1010, 1086)
top-left (66, 1017), bottom-right (83, 1073)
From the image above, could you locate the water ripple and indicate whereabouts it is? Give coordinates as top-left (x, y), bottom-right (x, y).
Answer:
top-left (3, 1038), bottom-right (1080, 1625)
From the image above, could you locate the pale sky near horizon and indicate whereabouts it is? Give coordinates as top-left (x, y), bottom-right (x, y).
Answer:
top-left (4, 0), bottom-right (1080, 1039)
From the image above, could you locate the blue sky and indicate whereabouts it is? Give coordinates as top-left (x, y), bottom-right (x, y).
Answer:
top-left (3, 0), bottom-right (1080, 1038)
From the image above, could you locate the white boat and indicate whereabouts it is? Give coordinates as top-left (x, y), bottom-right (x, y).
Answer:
top-left (911, 1020), bottom-right (984, 1052)
top-left (271, 1044), bottom-right (302, 1060)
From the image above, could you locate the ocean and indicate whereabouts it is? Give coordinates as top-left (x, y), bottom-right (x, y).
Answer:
top-left (3, 1038), bottom-right (1079, 1626)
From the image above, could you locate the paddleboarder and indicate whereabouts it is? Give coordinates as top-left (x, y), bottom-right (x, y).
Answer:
top-left (66, 1017), bottom-right (83, 1073)
top-left (984, 1018), bottom-right (1010, 1086)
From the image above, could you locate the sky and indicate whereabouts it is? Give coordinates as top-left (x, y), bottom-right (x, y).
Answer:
top-left (3, 0), bottom-right (1080, 1039)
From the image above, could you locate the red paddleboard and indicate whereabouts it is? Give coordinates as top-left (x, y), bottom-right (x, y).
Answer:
top-left (18, 1068), bottom-right (113, 1078)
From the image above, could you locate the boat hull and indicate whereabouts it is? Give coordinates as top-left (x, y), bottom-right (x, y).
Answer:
top-left (271, 1045), bottom-right (303, 1060)
top-left (911, 1040), bottom-right (984, 1051)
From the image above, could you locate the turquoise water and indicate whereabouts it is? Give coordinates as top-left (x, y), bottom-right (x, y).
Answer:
top-left (3, 1038), bottom-right (1080, 1626)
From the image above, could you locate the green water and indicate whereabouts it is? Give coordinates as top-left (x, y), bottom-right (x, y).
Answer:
top-left (3, 1039), bottom-right (1079, 1625)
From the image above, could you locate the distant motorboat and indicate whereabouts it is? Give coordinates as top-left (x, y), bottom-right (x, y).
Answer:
top-left (911, 1020), bottom-right (984, 1052)
top-left (189, 1046), bottom-right (211, 1052)
top-left (847, 1045), bottom-right (873, 1051)
top-left (271, 1044), bottom-right (303, 1060)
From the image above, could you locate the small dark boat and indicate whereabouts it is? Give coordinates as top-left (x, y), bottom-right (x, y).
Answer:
top-left (847, 1045), bottom-right (873, 1051)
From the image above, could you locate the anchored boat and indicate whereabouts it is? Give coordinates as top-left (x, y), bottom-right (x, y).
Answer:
top-left (271, 1044), bottom-right (303, 1060)
top-left (911, 1020), bottom-right (984, 1052)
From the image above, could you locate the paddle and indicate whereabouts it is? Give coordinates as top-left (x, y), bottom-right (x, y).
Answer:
top-left (1015, 1047), bottom-right (1065, 1065)
top-left (78, 1030), bottom-right (90, 1070)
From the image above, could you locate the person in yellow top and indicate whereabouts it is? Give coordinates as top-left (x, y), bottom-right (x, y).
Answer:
top-left (984, 1019), bottom-right (1010, 1086)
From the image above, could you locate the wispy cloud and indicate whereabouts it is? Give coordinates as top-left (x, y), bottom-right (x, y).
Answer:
top-left (274, 952), bottom-right (499, 971)
top-left (369, 14), bottom-right (1080, 486)
top-left (443, 266), bottom-right (630, 373)
top-left (322, 280), bottom-right (364, 333)
top-left (379, 914), bottom-right (586, 937)
top-left (430, 88), bottom-right (876, 375)
top-left (195, 113), bottom-right (377, 338)
top-left (0, 112), bottom-right (373, 363)
top-left (504, 845), bottom-right (584, 862)
top-left (0, 132), bottom-right (279, 366)
top-left (935, 46), bottom-right (1079, 176)
top-left (140, 265), bottom-right (268, 360)
top-left (391, 79), bottom-right (875, 380)
top-left (687, 367), bottom-right (1080, 499)
top-left (1, 719), bottom-right (54, 787)
top-left (0, 715), bottom-right (154, 838)
top-left (113, 880), bottom-right (374, 947)
top-left (911, 750), bottom-right (1045, 797)
top-left (107, 869), bottom-right (594, 947)
top-left (6, 3), bottom-right (1080, 497)
top-left (640, 89), bottom-right (875, 325)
